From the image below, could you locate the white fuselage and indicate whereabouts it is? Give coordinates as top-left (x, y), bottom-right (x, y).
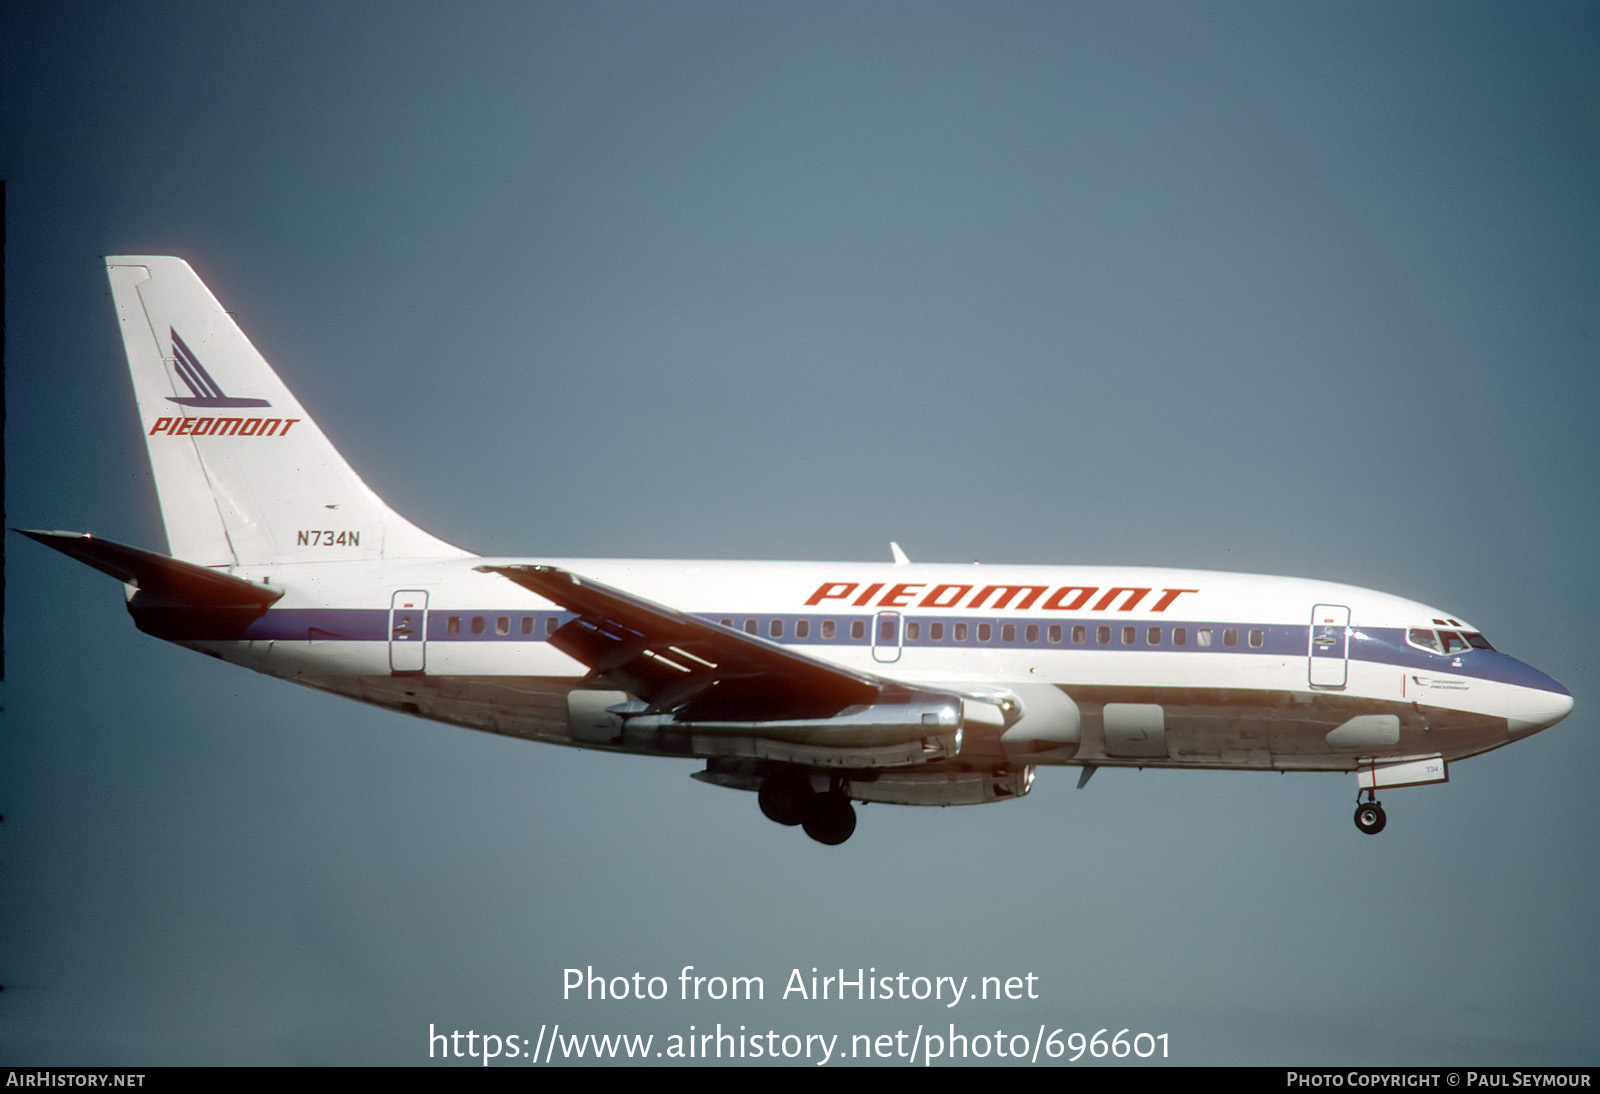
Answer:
top-left (71, 256), bottom-right (1574, 840)
top-left (137, 556), bottom-right (1571, 774)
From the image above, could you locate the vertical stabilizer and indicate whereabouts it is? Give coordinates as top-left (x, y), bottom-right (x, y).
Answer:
top-left (106, 256), bottom-right (471, 565)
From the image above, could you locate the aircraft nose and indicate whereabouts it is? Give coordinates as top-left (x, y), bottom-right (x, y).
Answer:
top-left (1507, 671), bottom-right (1574, 736)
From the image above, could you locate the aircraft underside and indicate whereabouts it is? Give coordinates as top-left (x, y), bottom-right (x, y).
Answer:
top-left (290, 667), bottom-right (1511, 844)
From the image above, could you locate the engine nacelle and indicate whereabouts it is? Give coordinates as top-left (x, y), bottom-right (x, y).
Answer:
top-left (568, 688), bottom-right (964, 769)
top-left (954, 682), bottom-right (1081, 760)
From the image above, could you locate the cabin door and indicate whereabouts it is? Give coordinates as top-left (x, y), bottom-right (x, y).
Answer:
top-left (389, 590), bottom-right (429, 674)
top-left (1308, 603), bottom-right (1349, 689)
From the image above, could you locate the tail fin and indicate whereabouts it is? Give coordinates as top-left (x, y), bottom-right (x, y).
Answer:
top-left (106, 257), bottom-right (471, 565)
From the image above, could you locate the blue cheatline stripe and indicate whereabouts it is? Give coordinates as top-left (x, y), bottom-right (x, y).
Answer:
top-left (176, 606), bottom-right (1557, 692)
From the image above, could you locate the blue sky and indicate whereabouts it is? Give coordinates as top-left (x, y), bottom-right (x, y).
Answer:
top-left (3, 1), bottom-right (1598, 1064)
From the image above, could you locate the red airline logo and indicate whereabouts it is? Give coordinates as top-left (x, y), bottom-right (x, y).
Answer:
top-left (804, 581), bottom-right (1198, 613)
top-left (149, 416), bottom-right (302, 437)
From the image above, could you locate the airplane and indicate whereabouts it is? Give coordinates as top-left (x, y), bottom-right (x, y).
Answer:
top-left (21, 256), bottom-right (1575, 845)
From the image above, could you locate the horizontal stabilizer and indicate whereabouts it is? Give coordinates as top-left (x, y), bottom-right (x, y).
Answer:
top-left (18, 529), bottom-right (283, 607)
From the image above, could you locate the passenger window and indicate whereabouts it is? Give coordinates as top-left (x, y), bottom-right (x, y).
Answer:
top-left (931, 622), bottom-right (945, 641)
top-left (545, 616), bottom-right (557, 636)
top-left (1197, 628), bottom-right (1213, 647)
top-left (1097, 626), bottom-right (1111, 645)
top-left (720, 618), bottom-right (733, 628)
top-left (906, 622), bottom-right (921, 641)
top-left (744, 619), bottom-right (758, 635)
top-left (1002, 624), bottom-right (1016, 642)
top-left (521, 617), bottom-right (533, 635)
top-left (851, 620), bottom-right (865, 640)
top-left (1122, 626), bottom-right (1136, 645)
top-left (447, 616), bottom-right (460, 635)
top-left (471, 616), bottom-right (484, 635)
top-left (1223, 628), bottom-right (1237, 647)
top-left (1173, 627), bottom-right (1187, 646)
top-left (1147, 626), bottom-right (1161, 645)
top-left (1048, 625), bottom-right (1061, 644)
top-left (769, 619), bottom-right (783, 638)
top-left (955, 623), bottom-right (968, 642)
top-left (496, 616), bottom-right (509, 635)
top-left (978, 623), bottom-right (992, 642)
top-left (880, 619), bottom-right (895, 641)
top-left (1249, 628), bottom-right (1263, 648)
top-left (1026, 624), bottom-right (1039, 643)
top-left (1072, 625), bottom-right (1086, 644)
top-left (796, 620), bottom-right (810, 639)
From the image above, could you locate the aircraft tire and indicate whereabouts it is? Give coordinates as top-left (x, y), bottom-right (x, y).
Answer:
top-left (1354, 801), bottom-right (1387, 835)
top-left (802, 793), bottom-right (857, 846)
top-left (759, 773), bottom-right (812, 827)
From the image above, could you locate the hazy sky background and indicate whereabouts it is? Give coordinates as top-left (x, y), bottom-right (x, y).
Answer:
top-left (3, 1), bottom-right (1597, 1065)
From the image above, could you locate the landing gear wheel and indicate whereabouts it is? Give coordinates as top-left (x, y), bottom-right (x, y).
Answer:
top-left (758, 773), bottom-right (812, 827)
top-left (1354, 800), bottom-right (1387, 835)
top-left (802, 793), bottom-right (857, 845)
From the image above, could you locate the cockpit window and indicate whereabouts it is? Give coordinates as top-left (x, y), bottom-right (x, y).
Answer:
top-left (1407, 628), bottom-right (1442, 654)
top-left (1408, 626), bottom-right (1494, 655)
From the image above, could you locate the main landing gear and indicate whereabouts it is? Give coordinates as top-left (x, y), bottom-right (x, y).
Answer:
top-left (759, 771), bottom-right (857, 845)
top-left (1353, 792), bottom-right (1387, 835)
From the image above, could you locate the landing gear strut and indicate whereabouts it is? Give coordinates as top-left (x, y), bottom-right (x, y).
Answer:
top-left (758, 772), bottom-right (857, 845)
top-left (1353, 792), bottom-right (1387, 835)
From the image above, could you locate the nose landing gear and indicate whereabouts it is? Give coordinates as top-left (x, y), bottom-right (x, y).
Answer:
top-left (1353, 793), bottom-right (1387, 835)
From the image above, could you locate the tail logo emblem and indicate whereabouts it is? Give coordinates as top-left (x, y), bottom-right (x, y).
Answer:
top-left (166, 329), bottom-right (270, 408)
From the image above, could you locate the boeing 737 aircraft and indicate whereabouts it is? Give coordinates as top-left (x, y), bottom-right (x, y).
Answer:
top-left (23, 257), bottom-right (1574, 844)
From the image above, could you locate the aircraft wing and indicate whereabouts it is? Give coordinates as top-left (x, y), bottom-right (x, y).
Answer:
top-left (474, 564), bottom-right (890, 721)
